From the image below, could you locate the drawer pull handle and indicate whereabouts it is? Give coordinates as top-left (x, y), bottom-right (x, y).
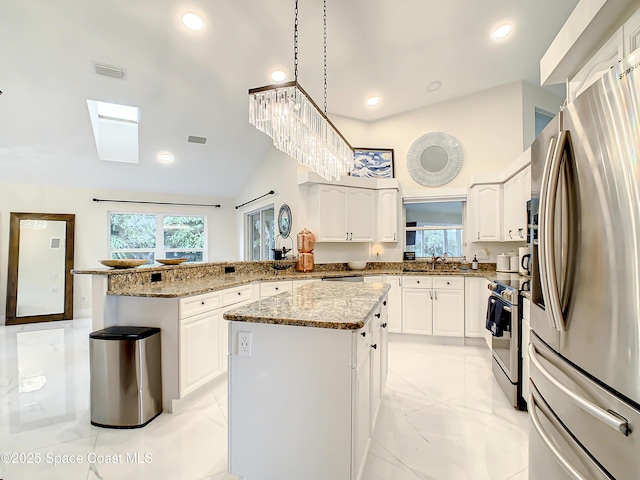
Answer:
top-left (237, 292), bottom-right (241, 295)
top-left (360, 332), bottom-right (366, 338)
top-left (375, 313), bottom-right (381, 318)
top-left (383, 300), bottom-right (387, 306)
top-left (371, 344), bottom-right (377, 350)
top-left (275, 287), bottom-right (279, 290)
top-left (201, 301), bottom-right (205, 305)
top-left (381, 323), bottom-right (387, 328)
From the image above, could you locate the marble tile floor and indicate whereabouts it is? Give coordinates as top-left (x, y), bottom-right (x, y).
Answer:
top-left (0, 318), bottom-right (529, 480)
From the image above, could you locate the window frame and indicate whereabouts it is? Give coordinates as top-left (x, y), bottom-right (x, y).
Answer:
top-left (245, 204), bottom-right (275, 261)
top-left (403, 197), bottom-right (466, 260)
top-left (108, 211), bottom-right (208, 263)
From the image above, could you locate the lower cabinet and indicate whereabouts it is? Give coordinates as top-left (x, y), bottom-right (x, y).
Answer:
top-left (179, 309), bottom-right (223, 397)
top-left (228, 294), bottom-right (388, 480)
top-left (464, 277), bottom-right (491, 338)
top-left (401, 276), bottom-right (464, 336)
top-left (382, 275), bottom-right (402, 333)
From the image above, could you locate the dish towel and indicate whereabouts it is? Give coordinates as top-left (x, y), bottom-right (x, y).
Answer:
top-left (485, 297), bottom-right (510, 337)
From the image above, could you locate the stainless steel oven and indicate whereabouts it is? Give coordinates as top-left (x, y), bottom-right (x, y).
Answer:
top-left (487, 279), bottom-right (525, 410)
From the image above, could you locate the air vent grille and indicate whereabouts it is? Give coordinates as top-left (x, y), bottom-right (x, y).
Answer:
top-left (94, 62), bottom-right (125, 79)
top-left (188, 136), bottom-right (207, 144)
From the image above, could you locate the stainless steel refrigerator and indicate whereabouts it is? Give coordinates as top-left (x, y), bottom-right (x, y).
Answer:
top-left (529, 48), bottom-right (640, 480)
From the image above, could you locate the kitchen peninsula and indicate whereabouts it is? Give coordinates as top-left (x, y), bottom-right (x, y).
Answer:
top-left (72, 260), bottom-right (497, 415)
top-left (223, 281), bottom-right (390, 480)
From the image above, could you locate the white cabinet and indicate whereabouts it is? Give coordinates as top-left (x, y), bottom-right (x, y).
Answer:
top-left (376, 189), bottom-right (398, 242)
top-left (402, 277), bottom-right (433, 335)
top-left (401, 276), bottom-right (465, 337)
top-left (432, 288), bottom-right (465, 337)
top-left (502, 166), bottom-right (530, 242)
top-left (382, 275), bottom-right (402, 333)
top-left (625, 7), bottom-right (640, 55)
top-left (568, 27), bottom-right (624, 103)
top-left (308, 184), bottom-right (375, 242)
top-left (260, 280), bottom-right (293, 298)
top-left (469, 183), bottom-right (502, 242)
top-left (179, 309), bottom-right (223, 397)
top-left (464, 277), bottom-right (491, 339)
top-left (522, 297), bottom-right (531, 401)
top-left (227, 294), bottom-right (388, 480)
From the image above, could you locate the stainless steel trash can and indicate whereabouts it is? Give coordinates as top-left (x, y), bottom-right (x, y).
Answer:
top-left (90, 326), bottom-right (162, 428)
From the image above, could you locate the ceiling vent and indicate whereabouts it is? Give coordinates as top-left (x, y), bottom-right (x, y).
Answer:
top-left (188, 136), bottom-right (207, 144)
top-left (94, 62), bottom-right (125, 79)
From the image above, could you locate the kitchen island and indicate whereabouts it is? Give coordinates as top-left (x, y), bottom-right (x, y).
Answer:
top-left (224, 281), bottom-right (390, 480)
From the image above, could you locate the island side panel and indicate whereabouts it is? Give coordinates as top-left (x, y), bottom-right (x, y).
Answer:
top-left (228, 321), bottom-right (353, 480)
top-left (104, 295), bottom-right (180, 413)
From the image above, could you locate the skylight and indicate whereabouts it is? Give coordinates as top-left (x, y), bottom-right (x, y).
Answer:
top-left (87, 100), bottom-right (139, 164)
top-left (96, 101), bottom-right (138, 123)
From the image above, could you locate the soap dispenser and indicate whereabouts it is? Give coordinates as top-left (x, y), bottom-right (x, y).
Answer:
top-left (471, 255), bottom-right (479, 270)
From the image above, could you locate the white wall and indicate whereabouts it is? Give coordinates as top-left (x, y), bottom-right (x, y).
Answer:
top-left (522, 80), bottom-right (566, 150)
top-left (237, 81), bottom-right (563, 263)
top-left (0, 183), bottom-right (236, 324)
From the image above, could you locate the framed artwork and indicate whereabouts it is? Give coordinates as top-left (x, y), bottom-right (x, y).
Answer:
top-left (351, 148), bottom-right (394, 178)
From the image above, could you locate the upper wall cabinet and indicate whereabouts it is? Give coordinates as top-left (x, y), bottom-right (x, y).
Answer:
top-left (376, 189), bottom-right (398, 243)
top-left (502, 166), bottom-right (531, 242)
top-left (468, 183), bottom-right (502, 243)
top-left (306, 184), bottom-right (375, 242)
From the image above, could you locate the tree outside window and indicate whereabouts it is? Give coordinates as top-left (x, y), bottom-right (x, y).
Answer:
top-left (110, 213), bottom-right (206, 263)
top-left (246, 206), bottom-right (275, 261)
top-left (405, 201), bottom-right (463, 258)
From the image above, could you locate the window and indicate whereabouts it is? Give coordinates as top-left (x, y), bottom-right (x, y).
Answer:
top-left (535, 109), bottom-right (554, 138)
top-left (405, 201), bottom-right (463, 258)
top-left (109, 213), bottom-right (206, 263)
top-left (246, 205), bottom-right (275, 260)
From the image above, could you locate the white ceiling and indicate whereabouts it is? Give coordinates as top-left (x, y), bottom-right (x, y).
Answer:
top-left (0, 0), bottom-right (578, 198)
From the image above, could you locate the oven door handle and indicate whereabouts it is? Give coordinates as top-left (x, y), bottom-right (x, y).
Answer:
top-left (529, 343), bottom-right (629, 436)
top-left (489, 296), bottom-right (512, 312)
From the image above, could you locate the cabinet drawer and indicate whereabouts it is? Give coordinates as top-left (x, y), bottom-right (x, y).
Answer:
top-left (433, 276), bottom-right (464, 290)
top-left (223, 284), bottom-right (254, 307)
top-left (402, 276), bottom-right (432, 288)
top-left (260, 280), bottom-right (292, 298)
top-left (522, 297), bottom-right (531, 321)
top-left (179, 291), bottom-right (223, 319)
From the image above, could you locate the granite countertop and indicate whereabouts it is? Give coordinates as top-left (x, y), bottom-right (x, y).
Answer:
top-left (223, 281), bottom-right (391, 330)
top-left (104, 268), bottom-right (496, 298)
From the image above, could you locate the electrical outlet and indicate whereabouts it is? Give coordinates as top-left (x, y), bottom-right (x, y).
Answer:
top-left (238, 332), bottom-right (252, 357)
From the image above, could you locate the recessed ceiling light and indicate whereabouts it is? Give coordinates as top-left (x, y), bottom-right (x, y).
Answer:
top-left (271, 70), bottom-right (286, 82)
top-left (367, 96), bottom-right (381, 106)
top-left (182, 12), bottom-right (203, 30)
top-left (426, 81), bottom-right (442, 92)
top-left (157, 152), bottom-right (174, 164)
top-left (492, 24), bottom-right (512, 40)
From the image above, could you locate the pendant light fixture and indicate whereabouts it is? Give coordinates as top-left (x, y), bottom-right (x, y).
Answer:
top-left (248, 0), bottom-right (353, 181)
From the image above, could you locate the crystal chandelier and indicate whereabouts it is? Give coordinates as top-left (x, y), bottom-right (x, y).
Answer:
top-left (248, 0), bottom-right (353, 181)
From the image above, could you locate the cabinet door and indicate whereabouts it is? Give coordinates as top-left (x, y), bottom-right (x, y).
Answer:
top-left (518, 167), bottom-right (531, 240)
top-left (402, 288), bottom-right (432, 335)
top-left (472, 184), bottom-right (502, 242)
top-left (432, 289), bottom-right (465, 336)
top-left (376, 189), bottom-right (398, 242)
top-left (383, 276), bottom-right (403, 333)
top-left (317, 185), bottom-right (349, 241)
top-left (369, 330), bottom-right (381, 431)
top-left (353, 356), bottom-right (370, 480)
top-left (380, 296), bottom-right (389, 390)
top-left (464, 277), bottom-right (486, 338)
top-left (180, 309), bottom-right (223, 397)
top-left (522, 298), bottom-right (531, 401)
top-left (348, 188), bottom-right (375, 242)
top-left (503, 175), bottom-right (519, 241)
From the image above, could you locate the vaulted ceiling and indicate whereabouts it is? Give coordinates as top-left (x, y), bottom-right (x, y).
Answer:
top-left (0, 0), bottom-right (578, 197)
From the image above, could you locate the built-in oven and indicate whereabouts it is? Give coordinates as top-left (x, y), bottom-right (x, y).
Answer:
top-left (487, 279), bottom-right (526, 410)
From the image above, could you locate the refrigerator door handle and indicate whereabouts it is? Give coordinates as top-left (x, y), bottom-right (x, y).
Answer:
top-left (529, 390), bottom-right (589, 480)
top-left (540, 130), bottom-right (577, 332)
top-left (529, 343), bottom-right (630, 436)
